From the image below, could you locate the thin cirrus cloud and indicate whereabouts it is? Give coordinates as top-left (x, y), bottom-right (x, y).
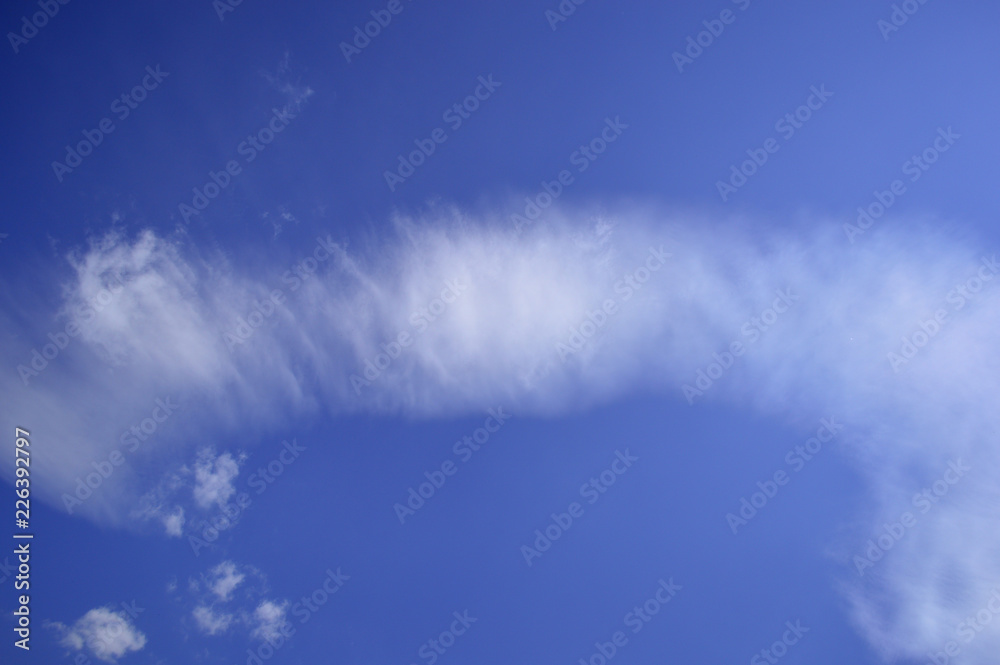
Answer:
top-left (1, 203), bottom-right (999, 660)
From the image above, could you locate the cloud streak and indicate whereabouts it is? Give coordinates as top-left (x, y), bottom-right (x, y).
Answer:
top-left (2, 205), bottom-right (999, 660)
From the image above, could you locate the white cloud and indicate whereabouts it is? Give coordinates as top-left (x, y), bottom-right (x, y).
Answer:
top-left (192, 605), bottom-right (233, 636)
top-left (250, 600), bottom-right (289, 643)
top-left (57, 607), bottom-right (146, 663)
top-left (3, 206), bottom-right (1000, 660)
top-left (130, 470), bottom-right (190, 537)
top-left (207, 560), bottom-right (245, 602)
top-left (163, 506), bottom-right (185, 537)
top-left (193, 451), bottom-right (241, 509)
top-left (186, 560), bottom-right (278, 641)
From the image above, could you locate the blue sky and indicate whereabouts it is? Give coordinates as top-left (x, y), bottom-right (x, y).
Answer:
top-left (2, 1), bottom-right (1000, 664)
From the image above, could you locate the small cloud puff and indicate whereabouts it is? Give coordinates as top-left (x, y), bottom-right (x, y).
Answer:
top-left (250, 600), bottom-right (290, 643)
top-left (207, 560), bottom-right (246, 602)
top-left (56, 607), bottom-right (146, 663)
top-left (193, 450), bottom-right (243, 509)
top-left (192, 605), bottom-right (233, 636)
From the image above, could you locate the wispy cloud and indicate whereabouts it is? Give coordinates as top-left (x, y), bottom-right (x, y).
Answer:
top-left (261, 50), bottom-right (313, 112)
top-left (3, 205), bottom-right (999, 659)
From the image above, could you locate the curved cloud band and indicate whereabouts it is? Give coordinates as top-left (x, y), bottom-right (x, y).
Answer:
top-left (2, 206), bottom-right (998, 661)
